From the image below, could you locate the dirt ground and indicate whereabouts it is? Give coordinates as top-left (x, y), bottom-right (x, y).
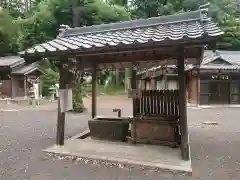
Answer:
top-left (0, 95), bottom-right (240, 179)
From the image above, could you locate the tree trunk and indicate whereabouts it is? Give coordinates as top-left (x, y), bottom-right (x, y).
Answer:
top-left (72, 0), bottom-right (80, 27)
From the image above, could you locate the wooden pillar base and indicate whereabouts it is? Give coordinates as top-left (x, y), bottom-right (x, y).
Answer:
top-left (181, 143), bottom-right (190, 161)
top-left (56, 98), bottom-right (65, 146)
top-left (130, 120), bottom-right (136, 144)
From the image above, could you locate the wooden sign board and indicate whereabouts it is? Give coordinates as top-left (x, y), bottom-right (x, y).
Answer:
top-left (59, 89), bottom-right (73, 112)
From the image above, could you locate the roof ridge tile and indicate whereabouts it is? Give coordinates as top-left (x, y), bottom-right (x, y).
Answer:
top-left (61, 10), bottom-right (204, 37)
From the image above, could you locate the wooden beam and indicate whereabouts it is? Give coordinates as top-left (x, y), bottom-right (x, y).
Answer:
top-left (177, 47), bottom-right (190, 161)
top-left (56, 63), bottom-right (67, 146)
top-left (84, 47), bottom-right (201, 64)
top-left (91, 63), bottom-right (97, 119)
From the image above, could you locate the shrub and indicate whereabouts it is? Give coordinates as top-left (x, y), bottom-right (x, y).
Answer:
top-left (72, 80), bottom-right (87, 113)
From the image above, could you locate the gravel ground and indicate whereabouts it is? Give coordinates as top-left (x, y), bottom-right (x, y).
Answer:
top-left (0, 97), bottom-right (240, 180)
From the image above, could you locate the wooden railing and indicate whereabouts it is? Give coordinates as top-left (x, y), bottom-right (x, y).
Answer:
top-left (134, 90), bottom-right (180, 117)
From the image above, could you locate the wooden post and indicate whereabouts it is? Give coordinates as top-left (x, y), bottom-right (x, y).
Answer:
top-left (24, 76), bottom-right (27, 99)
top-left (56, 63), bottom-right (67, 146)
top-left (131, 64), bottom-right (137, 144)
top-left (196, 58), bottom-right (200, 105)
top-left (10, 76), bottom-right (14, 98)
top-left (177, 47), bottom-right (190, 161)
top-left (92, 63), bottom-right (97, 119)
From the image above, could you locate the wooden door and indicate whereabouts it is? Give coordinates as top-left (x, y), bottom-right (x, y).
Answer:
top-left (209, 81), bottom-right (230, 104)
top-left (199, 81), bottom-right (209, 105)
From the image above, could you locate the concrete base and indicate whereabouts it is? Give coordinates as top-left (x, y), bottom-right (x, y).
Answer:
top-left (187, 104), bottom-right (240, 109)
top-left (43, 135), bottom-right (192, 174)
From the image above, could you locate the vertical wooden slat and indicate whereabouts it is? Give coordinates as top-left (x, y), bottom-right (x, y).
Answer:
top-left (143, 90), bottom-right (146, 114)
top-left (168, 90), bottom-right (171, 115)
top-left (160, 90), bottom-right (163, 114)
top-left (140, 90), bottom-right (143, 115)
top-left (175, 90), bottom-right (178, 116)
top-left (176, 91), bottom-right (180, 116)
top-left (147, 90), bottom-right (150, 115)
top-left (169, 90), bottom-right (172, 115)
top-left (172, 90), bottom-right (175, 116)
top-left (150, 90), bottom-right (153, 115)
top-left (135, 97), bottom-right (140, 115)
top-left (155, 90), bottom-right (159, 115)
top-left (138, 89), bottom-right (181, 117)
top-left (153, 90), bottom-right (158, 116)
top-left (144, 90), bottom-right (147, 114)
top-left (156, 90), bottom-right (159, 116)
top-left (153, 90), bottom-right (155, 115)
top-left (164, 90), bottom-right (167, 115)
top-left (163, 90), bottom-right (168, 116)
top-left (158, 90), bottom-right (161, 114)
top-left (146, 90), bottom-right (150, 114)
top-left (171, 90), bottom-right (175, 116)
top-left (167, 90), bottom-right (170, 116)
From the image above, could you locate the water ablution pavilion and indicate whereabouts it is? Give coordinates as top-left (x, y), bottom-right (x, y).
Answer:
top-left (19, 7), bottom-right (223, 172)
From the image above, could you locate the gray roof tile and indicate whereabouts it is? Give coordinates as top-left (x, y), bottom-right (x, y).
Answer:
top-left (12, 63), bottom-right (41, 75)
top-left (200, 64), bottom-right (240, 70)
top-left (139, 50), bottom-right (240, 73)
top-left (216, 51), bottom-right (240, 65)
top-left (20, 9), bottom-right (223, 56)
top-left (0, 56), bottom-right (25, 67)
top-left (201, 50), bottom-right (240, 65)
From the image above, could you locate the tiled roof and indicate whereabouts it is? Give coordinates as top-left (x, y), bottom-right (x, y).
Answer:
top-left (20, 8), bottom-right (223, 56)
top-left (201, 50), bottom-right (217, 65)
top-left (12, 63), bottom-right (41, 75)
top-left (138, 50), bottom-right (240, 74)
top-left (0, 56), bottom-right (25, 67)
top-left (216, 51), bottom-right (240, 65)
top-left (200, 64), bottom-right (240, 70)
top-left (199, 50), bottom-right (240, 70)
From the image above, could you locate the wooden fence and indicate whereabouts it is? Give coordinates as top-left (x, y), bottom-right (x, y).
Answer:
top-left (134, 90), bottom-right (179, 117)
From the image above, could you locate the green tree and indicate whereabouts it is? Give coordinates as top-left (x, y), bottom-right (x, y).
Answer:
top-left (0, 9), bottom-right (19, 56)
top-left (130, 0), bottom-right (240, 50)
top-left (16, 0), bottom-right (130, 112)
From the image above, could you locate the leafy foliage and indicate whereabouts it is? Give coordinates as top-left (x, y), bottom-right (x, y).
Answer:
top-left (40, 68), bottom-right (59, 96)
top-left (72, 80), bottom-right (87, 113)
top-left (0, 9), bottom-right (19, 56)
top-left (130, 0), bottom-right (239, 49)
top-left (0, 0), bottom-right (239, 112)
